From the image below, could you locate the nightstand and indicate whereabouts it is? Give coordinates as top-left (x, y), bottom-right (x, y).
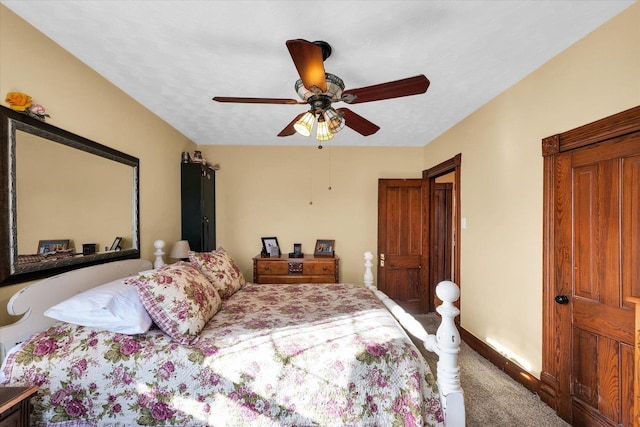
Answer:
top-left (0, 386), bottom-right (38, 427)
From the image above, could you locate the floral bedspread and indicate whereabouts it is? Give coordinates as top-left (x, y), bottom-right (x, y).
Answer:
top-left (2, 282), bottom-right (444, 426)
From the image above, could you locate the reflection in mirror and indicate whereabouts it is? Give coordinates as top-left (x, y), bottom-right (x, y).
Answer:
top-left (16, 131), bottom-right (133, 257)
top-left (1, 105), bottom-right (140, 285)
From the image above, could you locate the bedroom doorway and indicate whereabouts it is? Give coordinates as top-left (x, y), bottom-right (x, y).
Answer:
top-left (376, 154), bottom-right (461, 314)
top-left (423, 154), bottom-right (461, 313)
top-left (541, 106), bottom-right (640, 426)
top-left (430, 180), bottom-right (454, 311)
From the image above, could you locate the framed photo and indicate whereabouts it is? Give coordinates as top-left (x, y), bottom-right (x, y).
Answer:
top-left (109, 237), bottom-right (123, 251)
top-left (314, 239), bottom-right (335, 257)
top-left (293, 243), bottom-right (302, 255)
top-left (261, 237), bottom-right (280, 257)
top-left (38, 239), bottom-right (70, 254)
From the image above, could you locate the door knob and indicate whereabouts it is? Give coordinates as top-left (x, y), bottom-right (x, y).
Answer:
top-left (555, 295), bottom-right (569, 305)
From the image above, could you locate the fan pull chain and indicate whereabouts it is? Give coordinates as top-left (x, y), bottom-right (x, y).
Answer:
top-left (309, 150), bottom-right (314, 205)
top-left (328, 146), bottom-right (332, 191)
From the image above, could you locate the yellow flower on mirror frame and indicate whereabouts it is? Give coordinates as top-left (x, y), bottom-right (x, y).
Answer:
top-left (5, 92), bottom-right (32, 111)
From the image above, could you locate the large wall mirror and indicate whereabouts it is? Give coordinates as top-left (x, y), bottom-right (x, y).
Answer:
top-left (0, 105), bottom-right (140, 285)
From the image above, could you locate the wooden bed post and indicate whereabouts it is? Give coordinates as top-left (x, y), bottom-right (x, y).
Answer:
top-left (363, 251), bottom-right (374, 288)
top-left (430, 281), bottom-right (462, 392)
top-left (363, 252), bottom-right (465, 426)
top-left (428, 281), bottom-right (464, 426)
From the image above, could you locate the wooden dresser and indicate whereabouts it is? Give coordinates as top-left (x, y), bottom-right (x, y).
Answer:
top-left (253, 254), bottom-right (339, 284)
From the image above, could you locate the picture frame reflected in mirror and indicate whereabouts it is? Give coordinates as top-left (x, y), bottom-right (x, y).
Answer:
top-left (109, 237), bottom-right (123, 251)
top-left (38, 239), bottom-right (70, 254)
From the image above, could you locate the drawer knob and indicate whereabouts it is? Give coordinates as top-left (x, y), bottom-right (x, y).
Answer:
top-left (264, 266), bottom-right (270, 271)
top-left (322, 266), bottom-right (327, 270)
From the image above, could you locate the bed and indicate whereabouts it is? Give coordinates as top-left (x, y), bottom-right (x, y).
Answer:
top-left (0, 250), bottom-right (464, 426)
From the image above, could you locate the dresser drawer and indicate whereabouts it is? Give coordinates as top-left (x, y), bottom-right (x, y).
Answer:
top-left (303, 262), bottom-right (335, 275)
top-left (255, 261), bottom-right (289, 275)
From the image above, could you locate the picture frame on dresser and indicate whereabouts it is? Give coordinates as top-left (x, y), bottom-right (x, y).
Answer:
top-left (314, 239), bottom-right (335, 257)
top-left (261, 237), bottom-right (280, 257)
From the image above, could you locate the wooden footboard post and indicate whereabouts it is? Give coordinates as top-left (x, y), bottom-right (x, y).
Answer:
top-left (363, 252), bottom-right (465, 426)
top-left (363, 252), bottom-right (374, 288)
top-left (426, 281), bottom-right (465, 426)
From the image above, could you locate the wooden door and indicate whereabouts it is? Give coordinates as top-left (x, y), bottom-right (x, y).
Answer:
top-left (429, 182), bottom-right (453, 312)
top-left (541, 106), bottom-right (640, 426)
top-left (377, 179), bottom-right (427, 314)
top-left (568, 140), bottom-right (637, 426)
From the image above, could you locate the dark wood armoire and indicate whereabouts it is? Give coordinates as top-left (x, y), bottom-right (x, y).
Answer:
top-left (180, 162), bottom-right (216, 252)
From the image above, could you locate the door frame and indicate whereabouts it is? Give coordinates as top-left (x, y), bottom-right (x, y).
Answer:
top-left (540, 105), bottom-right (640, 420)
top-left (429, 182), bottom-right (454, 312)
top-left (423, 153), bottom-right (462, 311)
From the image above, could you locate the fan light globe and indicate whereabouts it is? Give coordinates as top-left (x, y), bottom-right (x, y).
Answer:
top-left (324, 108), bottom-right (344, 133)
top-left (294, 111), bottom-right (315, 137)
top-left (295, 79), bottom-right (314, 101)
top-left (325, 73), bottom-right (345, 101)
top-left (316, 117), bottom-right (333, 141)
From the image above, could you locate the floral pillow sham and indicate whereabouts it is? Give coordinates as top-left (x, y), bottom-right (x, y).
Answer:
top-left (189, 247), bottom-right (246, 299)
top-left (128, 262), bottom-right (222, 344)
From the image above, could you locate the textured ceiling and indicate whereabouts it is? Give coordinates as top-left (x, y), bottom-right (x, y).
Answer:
top-left (2, 1), bottom-right (634, 147)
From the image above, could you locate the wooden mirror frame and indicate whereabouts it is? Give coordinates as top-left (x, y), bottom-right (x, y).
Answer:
top-left (0, 105), bottom-right (140, 285)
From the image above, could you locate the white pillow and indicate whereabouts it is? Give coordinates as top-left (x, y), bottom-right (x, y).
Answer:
top-left (44, 277), bottom-right (152, 334)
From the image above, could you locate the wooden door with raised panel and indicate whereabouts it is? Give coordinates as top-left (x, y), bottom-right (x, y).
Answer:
top-left (550, 129), bottom-right (640, 426)
top-left (569, 141), bottom-right (637, 426)
top-left (377, 179), bottom-right (426, 314)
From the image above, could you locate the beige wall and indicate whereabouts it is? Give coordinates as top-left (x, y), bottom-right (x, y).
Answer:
top-left (200, 145), bottom-right (423, 284)
top-left (0, 6), bottom-right (196, 324)
top-left (423, 2), bottom-right (639, 377)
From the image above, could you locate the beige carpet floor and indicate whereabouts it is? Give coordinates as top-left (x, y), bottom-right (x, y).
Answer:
top-left (413, 313), bottom-right (570, 426)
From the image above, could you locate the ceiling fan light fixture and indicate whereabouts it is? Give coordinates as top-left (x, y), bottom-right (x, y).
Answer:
top-left (214, 39), bottom-right (430, 141)
top-left (316, 116), bottom-right (333, 141)
top-left (294, 111), bottom-right (315, 137)
top-left (324, 73), bottom-right (345, 101)
top-left (295, 79), bottom-right (314, 101)
top-left (324, 108), bottom-right (344, 133)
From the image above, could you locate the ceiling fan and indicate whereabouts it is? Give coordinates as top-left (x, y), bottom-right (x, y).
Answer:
top-left (213, 39), bottom-right (430, 142)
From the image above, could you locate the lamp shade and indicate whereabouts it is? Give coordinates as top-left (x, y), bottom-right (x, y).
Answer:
top-left (170, 240), bottom-right (191, 259)
top-left (323, 108), bottom-right (344, 133)
top-left (294, 111), bottom-right (315, 137)
top-left (324, 73), bottom-right (345, 101)
top-left (316, 117), bottom-right (334, 141)
top-left (295, 79), bottom-right (314, 101)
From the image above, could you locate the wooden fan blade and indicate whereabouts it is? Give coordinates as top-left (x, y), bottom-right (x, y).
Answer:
top-left (342, 75), bottom-right (430, 104)
top-left (286, 39), bottom-right (327, 93)
top-left (213, 97), bottom-right (301, 105)
top-left (277, 113), bottom-right (305, 137)
top-left (337, 108), bottom-right (380, 136)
